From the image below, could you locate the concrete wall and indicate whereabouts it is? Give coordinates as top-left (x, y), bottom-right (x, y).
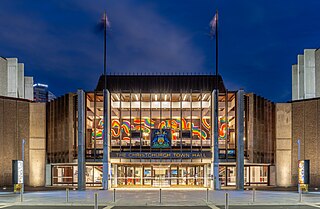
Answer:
top-left (0, 96), bottom-right (30, 186)
top-left (292, 64), bottom-right (298, 101)
top-left (304, 49), bottom-right (316, 99)
top-left (246, 93), bottom-right (275, 164)
top-left (275, 103), bottom-right (292, 187)
top-left (47, 93), bottom-right (75, 163)
top-left (298, 55), bottom-right (305, 100)
top-left (0, 57), bottom-right (8, 97)
top-left (17, 63), bottom-right (25, 99)
top-left (0, 96), bottom-right (47, 187)
top-left (316, 49), bottom-right (320, 98)
top-left (292, 98), bottom-right (320, 187)
top-left (29, 103), bottom-right (46, 186)
top-left (7, 58), bottom-right (18, 98)
top-left (24, 76), bottom-right (34, 101)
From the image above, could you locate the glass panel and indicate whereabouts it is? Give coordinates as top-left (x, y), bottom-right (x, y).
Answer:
top-left (52, 166), bottom-right (73, 185)
top-left (182, 93), bottom-right (191, 148)
top-left (219, 166), bottom-right (226, 187)
top-left (141, 94), bottom-right (152, 147)
top-left (111, 93), bottom-right (121, 147)
top-left (192, 93), bottom-right (201, 147)
top-left (127, 166), bottom-right (134, 185)
top-left (171, 93), bottom-right (181, 147)
top-left (117, 166), bottom-right (126, 186)
top-left (121, 93), bottom-right (131, 147)
top-left (202, 92), bottom-right (211, 147)
top-left (131, 93), bottom-right (141, 147)
top-left (228, 92), bottom-right (236, 150)
top-left (227, 166), bottom-right (236, 186)
top-left (144, 167), bottom-right (152, 185)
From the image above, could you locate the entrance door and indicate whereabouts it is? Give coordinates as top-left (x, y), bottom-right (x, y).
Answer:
top-left (153, 166), bottom-right (170, 187)
top-left (219, 166), bottom-right (226, 186)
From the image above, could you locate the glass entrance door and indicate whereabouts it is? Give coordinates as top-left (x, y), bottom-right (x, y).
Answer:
top-left (153, 166), bottom-right (170, 187)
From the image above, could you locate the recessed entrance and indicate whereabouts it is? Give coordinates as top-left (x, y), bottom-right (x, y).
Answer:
top-left (115, 164), bottom-right (207, 188)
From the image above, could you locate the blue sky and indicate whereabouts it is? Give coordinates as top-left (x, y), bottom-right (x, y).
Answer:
top-left (1, 0), bottom-right (320, 102)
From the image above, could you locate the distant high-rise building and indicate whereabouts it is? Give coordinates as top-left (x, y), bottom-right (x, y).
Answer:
top-left (292, 49), bottom-right (320, 101)
top-left (0, 57), bottom-right (33, 100)
top-left (33, 83), bottom-right (56, 102)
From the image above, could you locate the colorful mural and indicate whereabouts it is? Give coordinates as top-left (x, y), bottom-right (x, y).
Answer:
top-left (92, 117), bottom-right (213, 141)
top-left (219, 117), bottom-right (228, 140)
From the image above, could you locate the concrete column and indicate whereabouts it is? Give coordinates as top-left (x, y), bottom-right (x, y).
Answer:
top-left (236, 90), bottom-right (244, 190)
top-left (0, 57), bottom-right (8, 97)
top-left (17, 63), bottom-right (24, 99)
top-left (77, 89), bottom-right (86, 190)
top-left (204, 164), bottom-right (208, 187)
top-left (211, 90), bottom-right (220, 190)
top-left (114, 164), bottom-right (117, 187)
top-left (275, 103), bottom-right (292, 187)
top-left (29, 103), bottom-right (46, 186)
top-left (303, 49), bottom-right (316, 99)
top-left (292, 64), bottom-right (298, 101)
top-left (298, 54), bottom-right (304, 100)
top-left (102, 89), bottom-right (110, 190)
top-left (315, 49), bottom-right (320, 98)
top-left (24, 77), bottom-right (34, 101)
top-left (6, 58), bottom-right (18, 98)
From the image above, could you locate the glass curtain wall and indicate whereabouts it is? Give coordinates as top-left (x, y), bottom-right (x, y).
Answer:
top-left (218, 92), bottom-right (237, 161)
top-left (107, 92), bottom-right (212, 153)
top-left (84, 91), bottom-right (242, 160)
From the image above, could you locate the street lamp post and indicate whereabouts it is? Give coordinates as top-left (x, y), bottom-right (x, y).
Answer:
top-left (22, 139), bottom-right (26, 193)
top-left (297, 139), bottom-right (301, 192)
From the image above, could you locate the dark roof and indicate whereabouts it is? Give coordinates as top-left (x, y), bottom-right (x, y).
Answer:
top-left (95, 74), bottom-right (226, 93)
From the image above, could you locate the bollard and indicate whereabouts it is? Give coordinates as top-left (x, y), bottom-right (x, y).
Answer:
top-left (225, 193), bottom-right (229, 209)
top-left (252, 188), bottom-right (256, 203)
top-left (113, 188), bottom-right (116, 202)
top-left (66, 188), bottom-right (69, 203)
top-left (20, 189), bottom-right (23, 202)
top-left (206, 188), bottom-right (209, 202)
top-left (159, 188), bottom-right (162, 204)
top-left (94, 193), bottom-right (98, 209)
top-left (299, 188), bottom-right (302, 203)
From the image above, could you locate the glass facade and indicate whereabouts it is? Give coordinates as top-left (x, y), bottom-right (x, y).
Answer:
top-left (45, 75), bottom-right (276, 188)
top-left (50, 88), bottom-right (270, 187)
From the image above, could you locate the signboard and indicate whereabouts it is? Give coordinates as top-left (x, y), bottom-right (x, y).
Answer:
top-left (151, 129), bottom-right (171, 148)
top-left (17, 161), bottom-right (24, 184)
top-left (12, 160), bottom-right (24, 192)
top-left (298, 160), bottom-right (310, 184)
top-left (110, 151), bottom-right (212, 159)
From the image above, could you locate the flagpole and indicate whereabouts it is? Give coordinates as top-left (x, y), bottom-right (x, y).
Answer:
top-left (102, 11), bottom-right (109, 190)
top-left (213, 9), bottom-right (220, 190)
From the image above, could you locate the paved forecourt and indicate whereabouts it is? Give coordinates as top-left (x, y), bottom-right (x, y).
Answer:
top-left (1, 189), bottom-right (320, 208)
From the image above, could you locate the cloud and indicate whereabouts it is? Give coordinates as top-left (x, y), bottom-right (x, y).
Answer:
top-left (102, 1), bottom-right (206, 74)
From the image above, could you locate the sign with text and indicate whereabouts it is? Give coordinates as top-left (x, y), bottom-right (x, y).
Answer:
top-left (12, 160), bottom-right (24, 184)
top-left (110, 151), bottom-right (212, 159)
top-left (298, 160), bottom-right (310, 184)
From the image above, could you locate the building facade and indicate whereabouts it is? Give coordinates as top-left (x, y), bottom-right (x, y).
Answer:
top-left (0, 96), bottom-right (46, 187)
top-left (292, 49), bottom-right (320, 101)
top-left (46, 75), bottom-right (275, 189)
top-left (34, 83), bottom-right (56, 103)
top-left (0, 57), bottom-right (34, 100)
